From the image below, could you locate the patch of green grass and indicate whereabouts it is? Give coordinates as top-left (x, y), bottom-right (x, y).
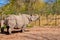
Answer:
top-left (1, 25), bottom-right (6, 29)
top-left (26, 24), bottom-right (33, 28)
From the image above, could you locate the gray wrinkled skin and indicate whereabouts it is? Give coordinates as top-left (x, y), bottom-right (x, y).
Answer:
top-left (0, 14), bottom-right (39, 34)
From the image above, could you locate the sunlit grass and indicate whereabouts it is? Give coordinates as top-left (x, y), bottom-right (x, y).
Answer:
top-left (29, 14), bottom-right (60, 27)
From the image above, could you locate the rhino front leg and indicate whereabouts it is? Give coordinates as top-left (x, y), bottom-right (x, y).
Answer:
top-left (21, 25), bottom-right (26, 32)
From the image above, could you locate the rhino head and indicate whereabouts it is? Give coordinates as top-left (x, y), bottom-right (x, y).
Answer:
top-left (26, 14), bottom-right (39, 22)
top-left (30, 14), bottom-right (39, 21)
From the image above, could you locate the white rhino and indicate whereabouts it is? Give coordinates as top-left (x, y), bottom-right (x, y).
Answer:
top-left (0, 14), bottom-right (39, 34)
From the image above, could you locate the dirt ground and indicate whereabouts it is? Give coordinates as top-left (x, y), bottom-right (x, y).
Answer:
top-left (0, 27), bottom-right (60, 40)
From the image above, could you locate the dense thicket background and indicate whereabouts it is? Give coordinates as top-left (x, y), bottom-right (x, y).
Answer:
top-left (0, 0), bottom-right (59, 15)
top-left (0, 0), bottom-right (60, 27)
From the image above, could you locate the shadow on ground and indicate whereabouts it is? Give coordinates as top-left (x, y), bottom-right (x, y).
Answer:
top-left (0, 29), bottom-right (29, 35)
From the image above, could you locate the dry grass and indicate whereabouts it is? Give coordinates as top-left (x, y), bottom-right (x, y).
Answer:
top-left (30, 14), bottom-right (60, 27)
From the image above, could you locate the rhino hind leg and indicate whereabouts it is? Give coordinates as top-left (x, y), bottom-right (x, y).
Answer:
top-left (20, 25), bottom-right (26, 32)
top-left (1, 27), bottom-right (4, 33)
top-left (7, 26), bottom-right (12, 34)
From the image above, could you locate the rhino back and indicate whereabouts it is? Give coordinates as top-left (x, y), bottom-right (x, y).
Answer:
top-left (5, 14), bottom-right (30, 28)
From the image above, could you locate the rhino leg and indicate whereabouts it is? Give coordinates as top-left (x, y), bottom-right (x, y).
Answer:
top-left (7, 26), bottom-right (12, 34)
top-left (1, 27), bottom-right (4, 33)
top-left (21, 25), bottom-right (26, 32)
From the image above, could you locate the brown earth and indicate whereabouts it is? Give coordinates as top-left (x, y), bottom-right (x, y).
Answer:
top-left (0, 27), bottom-right (60, 40)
